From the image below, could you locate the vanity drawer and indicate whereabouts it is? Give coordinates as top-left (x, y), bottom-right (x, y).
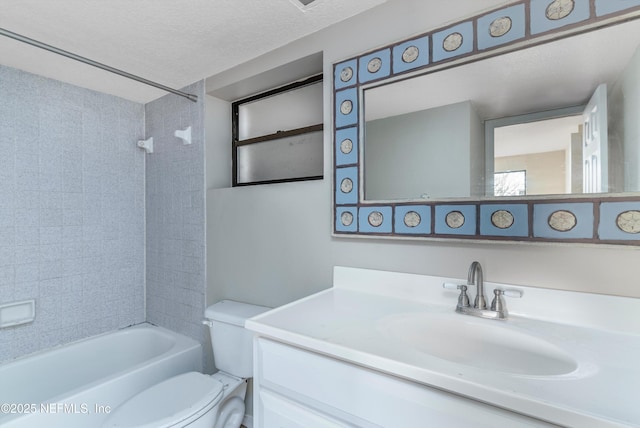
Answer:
top-left (254, 338), bottom-right (559, 428)
top-left (260, 389), bottom-right (352, 428)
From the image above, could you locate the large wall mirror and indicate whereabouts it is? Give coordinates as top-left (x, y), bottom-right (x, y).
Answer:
top-left (333, 0), bottom-right (640, 245)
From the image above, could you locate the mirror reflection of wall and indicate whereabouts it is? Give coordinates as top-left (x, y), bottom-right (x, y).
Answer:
top-left (611, 44), bottom-right (640, 192)
top-left (364, 100), bottom-right (484, 201)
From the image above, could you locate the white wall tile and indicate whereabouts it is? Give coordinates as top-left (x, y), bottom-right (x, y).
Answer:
top-left (145, 81), bottom-right (207, 353)
top-left (0, 65), bottom-right (145, 363)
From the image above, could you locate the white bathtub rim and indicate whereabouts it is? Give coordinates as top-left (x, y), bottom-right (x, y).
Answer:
top-left (0, 323), bottom-right (202, 425)
top-left (2, 322), bottom-right (198, 366)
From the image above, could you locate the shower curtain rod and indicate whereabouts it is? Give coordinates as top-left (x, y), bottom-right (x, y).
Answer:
top-left (0, 27), bottom-right (198, 102)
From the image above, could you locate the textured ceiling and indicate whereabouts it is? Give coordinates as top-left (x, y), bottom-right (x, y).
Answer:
top-left (0, 0), bottom-right (386, 103)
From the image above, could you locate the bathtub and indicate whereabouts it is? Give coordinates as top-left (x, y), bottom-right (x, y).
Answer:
top-left (0, 323), bottom-right (202, 427)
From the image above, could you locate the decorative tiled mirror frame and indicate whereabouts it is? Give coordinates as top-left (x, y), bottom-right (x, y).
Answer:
top-left (333, 0), bottom-right (640, 245)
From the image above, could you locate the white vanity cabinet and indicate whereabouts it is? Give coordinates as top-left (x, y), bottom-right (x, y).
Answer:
top-left (253, 338), bottom-right (557, 428)
top-left (246, 267), bottom-right (640, 427)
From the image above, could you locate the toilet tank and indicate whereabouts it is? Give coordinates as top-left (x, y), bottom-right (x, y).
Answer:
top-left (204, 300), bottom-right (271, 378)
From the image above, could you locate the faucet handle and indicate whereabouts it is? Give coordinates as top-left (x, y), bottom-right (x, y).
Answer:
top-left (491, 289), bottom-right (506, 313)
top-left (490, 288), bottom-right (522, 318)
top-left (442, 282), bottom-right (465, 291)
top-left (501, 289), bottom-right (523, 298)
top-left (442, 283), bottom-right (470, 308)
top-left (490, 288), bottom-right (522, 303)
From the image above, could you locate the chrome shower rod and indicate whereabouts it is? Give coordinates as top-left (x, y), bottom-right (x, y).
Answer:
top-left (0, 27), bottom-right (198, 102)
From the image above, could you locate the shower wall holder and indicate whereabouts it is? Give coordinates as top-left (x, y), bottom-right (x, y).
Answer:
top-left (137, 137), bottom-right (154, 154)
top-left (0, 299), bottom-right (35, 328)
top-left (175, 126), bottom-right (192, 145)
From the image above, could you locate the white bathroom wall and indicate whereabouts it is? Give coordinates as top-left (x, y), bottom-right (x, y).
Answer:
top-left (0, 65), bottom-right (146, 363)
top-left (205, 95), bottom-right (231, 190)
top-left (205, 0), bottom-right (640, 318)
top-left (495, 150), bottom-right (567, 195)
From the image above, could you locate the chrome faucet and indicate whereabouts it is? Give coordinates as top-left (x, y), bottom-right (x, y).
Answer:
top-left (442, 261), bottom-right (522, 320)
top-left (467, 261), bottom-right (486, 310)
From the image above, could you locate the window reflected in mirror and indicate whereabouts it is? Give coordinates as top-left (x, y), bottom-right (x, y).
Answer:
top-left (494, 170), bottom-right (526, 197)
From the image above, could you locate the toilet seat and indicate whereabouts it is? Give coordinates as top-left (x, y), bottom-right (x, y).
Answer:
top-left (103, 372), bottom-right (224, 428)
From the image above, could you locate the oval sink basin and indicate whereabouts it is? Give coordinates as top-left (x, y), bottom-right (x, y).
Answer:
top-left (378, 312), bottom-right (578, 376)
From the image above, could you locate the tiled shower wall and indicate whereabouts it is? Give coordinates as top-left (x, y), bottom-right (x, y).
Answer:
top-left (145, 81), bottom-right (207, 353)
top-left (0, 65), bottom-right (146, 362)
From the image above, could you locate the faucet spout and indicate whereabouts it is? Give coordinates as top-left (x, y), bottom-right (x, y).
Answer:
top-left (445, 262), bottom-right (521, 320)
top-left (467, 261), bottom-right (486, 310)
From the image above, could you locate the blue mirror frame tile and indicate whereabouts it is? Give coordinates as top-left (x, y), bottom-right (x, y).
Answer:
top-left (358, 49), bottom-right (391, 84)
top-left (480, 204), bottom-right (529, 237)
top-left (434, 205), bottom-right (477, 236)
top-left (392, 36), bottom-right (430, 74)
top-left (335, 166), bottom-right (358, 205)
top-left (477, 4), bottom-right (526, 50)
top-left (335, 127), bottom-right (358, 166)
top-left (336, 207), bottom-right (358, 232)
top-left (596, 0), bottom-right (640, 16)
top-left (358, 206), bottom-right (393, 234)
top-left (599, 201), bottom-right (640, 241)
top-left (533, 202), bottom-right (594, 240)
top-left (432, 21), bottom-right (474, 63)
top-left (395, 205), bottom-right (432, 235)
top-left (334, 88), bottom-right (358, 128)
top-left (334, 59), bottom-right (358, 90)
top-left (332, 0), bottom-right (640, 245)
top-left (529, 0), bottom-right (591, 35)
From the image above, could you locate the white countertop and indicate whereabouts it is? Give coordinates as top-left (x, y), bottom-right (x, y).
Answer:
top-left (246, 266), bottom-right (640, 428)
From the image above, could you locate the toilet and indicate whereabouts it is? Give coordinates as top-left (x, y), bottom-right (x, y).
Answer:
top-left (103, 300), bottom-right (271, 428)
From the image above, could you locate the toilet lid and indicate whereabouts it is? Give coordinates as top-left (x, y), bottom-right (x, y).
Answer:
top-left (103, 372), bottom-right (224, 428)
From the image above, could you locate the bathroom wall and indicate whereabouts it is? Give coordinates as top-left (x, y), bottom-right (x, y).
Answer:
top-left (205, 0), bottom-right (640, 318)
top-left (620, 45), bottom-right (640, 191)
top-left (0, 64), bottom-right (145, 362)
top-left (365, 101), bottom-right (483, 200)
top-left (495, 150), bottom-right (567, 195)
top-left (145, 81), bottom-right (209, 368)
top-left (205, 95), bottom-right (231, 190)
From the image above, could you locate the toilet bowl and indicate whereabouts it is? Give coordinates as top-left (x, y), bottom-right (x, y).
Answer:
top-left (103, 300), bottom-right (270, 428)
